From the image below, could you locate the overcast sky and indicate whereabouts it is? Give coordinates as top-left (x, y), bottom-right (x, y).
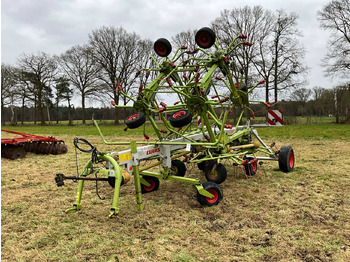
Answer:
top-left (1, 0), bottom-right (342, 95)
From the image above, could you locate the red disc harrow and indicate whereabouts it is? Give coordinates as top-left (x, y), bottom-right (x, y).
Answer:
top-left (1, 129), bottom-right (68, 160)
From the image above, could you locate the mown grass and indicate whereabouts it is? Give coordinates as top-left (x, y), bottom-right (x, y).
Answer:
top-left (1, 123), bottom-right (350, 261)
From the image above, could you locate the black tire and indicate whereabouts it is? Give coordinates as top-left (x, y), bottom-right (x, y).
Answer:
top-left (198, 159), bottom-right (216, 171)
top-left (141, 175), bottom-right (160, 194)
top-left (197, 181), bottom-right (223, 207)
top-left (197, 155), bottom-right (209, 171)
top-left (125, 112), bottom-right (146, 129)
top-left (244, 157), bottom-right (258, 176)
top-left (154, 38), bottom-right (172, 57)
top-left (197, 161), bottom-right (207, 171)
top-left (169, 110), bottom-right (192, 128)
top-left (170, 159), bottom-right (186, 177)
top-left (278, 146), bottom-right (295, 172)
top-left (195, 27), bottom-right (216, 49)
top-left (205, 162), bottom-right (227, 184)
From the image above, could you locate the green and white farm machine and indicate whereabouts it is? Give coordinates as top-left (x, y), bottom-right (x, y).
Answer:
top-left (55, 27), bottom-right (295, 217)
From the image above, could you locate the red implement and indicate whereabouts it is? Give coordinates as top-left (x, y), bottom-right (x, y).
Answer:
top-left (1, 129), bottom-right (68, 160)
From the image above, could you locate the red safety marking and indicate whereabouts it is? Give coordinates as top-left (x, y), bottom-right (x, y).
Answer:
top-left (267, 110), bottom-right (283, 125)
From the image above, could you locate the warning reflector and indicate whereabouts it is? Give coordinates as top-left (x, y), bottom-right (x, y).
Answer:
top-left (267, 110), bottom-right (283, 126)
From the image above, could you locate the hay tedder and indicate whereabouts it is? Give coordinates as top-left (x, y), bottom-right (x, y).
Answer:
top-left (55, 27), bottom-right (295, 217)
top-left (1, 129), bottom-right (68, 160)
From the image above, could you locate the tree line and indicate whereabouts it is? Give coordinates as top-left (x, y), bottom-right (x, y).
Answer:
top-left (2, 1), bottom-right (350, 126)
top-left (3, 83), bottom-right (349, 125)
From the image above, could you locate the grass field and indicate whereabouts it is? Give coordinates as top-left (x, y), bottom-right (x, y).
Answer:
top-left (1, 124), bottom-right (350, 261)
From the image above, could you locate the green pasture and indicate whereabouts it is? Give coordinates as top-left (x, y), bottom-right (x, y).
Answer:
top-left (2, 121), bottom-right (349, 141)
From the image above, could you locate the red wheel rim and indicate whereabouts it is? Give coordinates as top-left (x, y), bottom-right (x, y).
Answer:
top-left (289, 151), bottom-right (294, 168)
top-left (155, 43), bottom-right (167, 56)
top-left (252, 162), bottom-right (257, 172)
top-left (206, 189), bottom-right (219, 203)
top-left (143, 179), bottom-right (155, 192)
top-left (197, 33), bottom-right (211, 47)
top-left (208, 168), bottom-right (218, 180)
top-left (173, 111), bottom-right (186, 119)
top-left (128, 113), bottom-right (139, 121)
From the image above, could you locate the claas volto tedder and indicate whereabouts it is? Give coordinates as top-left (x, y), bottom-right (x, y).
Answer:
top-left (55, 27), bottom-right (295, 217)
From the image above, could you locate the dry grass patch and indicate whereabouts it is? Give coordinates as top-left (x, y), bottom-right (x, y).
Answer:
top-left (2, 135), bottom-right (350, 261)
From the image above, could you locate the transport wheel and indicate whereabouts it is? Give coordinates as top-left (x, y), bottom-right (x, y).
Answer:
top-left (154, 38), bottom-right (172, 57)
top-left (197, 161), bottom-right (207, 171)
top-left (195, 27), bottom-right (216, 49)
top-left (170, 159), bottom-right (186, 177)
top-left (141, 175), bottom-right (160, 194)
top-left (125, 112), bottom-right (146, 129)
top-left (169, 110), bottom-right (192, 128)
top-left (198, 159), bottom-right (216, 171)
top-left (278, 146), bottom-right (295, 172)
top-left (244, 157), bottom-right (258, 176)
top-left (205, 162), bottom-right (227, 184)
top-left (197, 181), bottom-right (223, 207)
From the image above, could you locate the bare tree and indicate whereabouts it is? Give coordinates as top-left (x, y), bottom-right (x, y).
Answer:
top-left (171, 29), bottom-right (210, 88)
top-left (18, 52), bottom-right (57, 125)
top-left (58, 45), bottom-right (100, 124)
top-left (212, 6), bottom-right (267, 85)
top-left (212, 7), bottom-right (308, 103)
top-left (269, 10), bottom-right (308, 103)
top-left (89, 26), bottom-right (151, 124)
top-left (118, 37), bottom-right (153, 119)
top-left (318, 0), bottom-right (350, 78)
top-left (291, 87), bottom-right (312, 116)
top-left (54, 77), bottom-right (74, 125)
top-left (312, 86), bottom-right (327, 116)
top-left (334, 83), bottom-right (350, 123)
top-left (1, 64), bottom-right (20, 125)
top-left (18, 72), bottom-right (40, 124)
top-left (172, 29), bottom-right (198, 52)
top-left (318, 89), bottom-right (335, 117)
top-left (252, 10), bottom-right (308, 103)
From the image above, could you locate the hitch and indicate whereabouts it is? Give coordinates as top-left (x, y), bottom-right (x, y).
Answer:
top-left (55, 173), bottom-right (110, 187)
top-left (55, 173), bottom-right (65, 187)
